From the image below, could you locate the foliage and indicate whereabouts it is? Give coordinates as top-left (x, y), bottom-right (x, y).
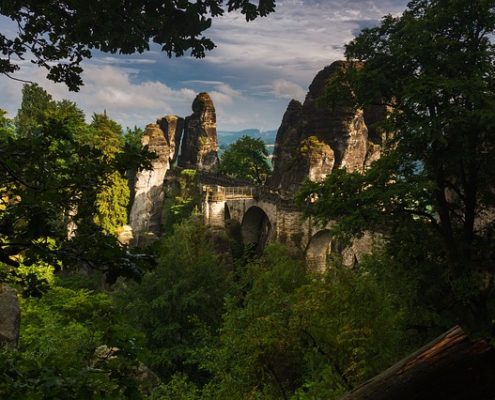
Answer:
top-left (299, 0), bottom-right (495, 333)
top-left (92, 171), bottom-right (130, 235)
top-left (15, 83), bottom-right (55, 137)
top-left (87, 113), bottom-right (130, 235)
top-left (219, 136), bottom-right (271, 185)
top-left (121, 218), bottom-right (232, 383)
top-left (0, 110), bottom-right (14, 140)
top-left (0, 267), bottom-right (146, 399)
top-left (162, 169), bottom-right (201, 232)
top-left (151, 374), bottom-right (202, 400)
top-left (299, 136), bottom-right (327, 158)
top-left (207, 244), bottom-right (308, 400)
top-left (207, 245), bottom-right (407, 400)
top-left (0, 84), bottom-right (154, 287)
top-left (0, 0), bottom-right (276, 90)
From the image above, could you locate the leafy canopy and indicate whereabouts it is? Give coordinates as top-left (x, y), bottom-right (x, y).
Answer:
top-left (219, 136), bottom-right (271, 185)
top-left (121, 218), bottom-right (232, 382)
top-left (0, 84), bottom-right (154, 289)
top-left (0, 0), bottom-right (276, 90)
top-left (205, 245), bottom-right (407, 400)
top-left (0, 265), bottom-right (147, 399)
top-left (298, 0), bottom-right (495, 331)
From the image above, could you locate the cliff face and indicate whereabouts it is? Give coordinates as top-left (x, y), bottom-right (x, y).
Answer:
top-left (129, 93), bottom-right (221, 244)
top-left (269, 61), bottom-right (384, 193)
top-left (269, 99), bottom-right (304, 193)
top-left (157, 115), bottom-right (184, 165)
top-left (0, 285), bottom-right (20, 348)
top-left (129, 123), bottom-right (176, 245)
top-left (179, 92), bottom-right (219, 171)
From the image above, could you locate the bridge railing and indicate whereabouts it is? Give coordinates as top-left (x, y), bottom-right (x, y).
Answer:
top-left (198, 171), bottom-right (253, 187)
top-left (224, 186), bottom-right (255, 199)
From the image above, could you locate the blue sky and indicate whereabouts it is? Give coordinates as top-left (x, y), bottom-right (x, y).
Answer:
top-left (0, 0), bottom-right (408, 131)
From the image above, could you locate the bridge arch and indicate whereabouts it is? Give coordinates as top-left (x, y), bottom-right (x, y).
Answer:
top-left (241, 206), bottom-right (272, 255)
top-left (305, 229), bottom-right (332, 272)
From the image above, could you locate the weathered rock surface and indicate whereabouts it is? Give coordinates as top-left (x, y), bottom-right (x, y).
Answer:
top-left (341, 232), bottom-right (376, 268)
top-left (129, 123), bottom-right (172, 245)
top-left (301, 136), bottom-right (335, 183)
top-left (0, 285), bottom-right (20, 347)
top-left (269, 99), bottom-right (304, 192)
top-left (269, 61), bottom-right (385, 193)
top-left (179, 92), bottom-right (219, 171)
top-left (157, 115), bottom-right (184, 164)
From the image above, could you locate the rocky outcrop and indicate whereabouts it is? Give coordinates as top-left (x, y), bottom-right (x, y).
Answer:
top-left (269, 100), bottom-right (304, 192)
top-left (128, 93), bottom-right (220, 244)
top-left (300, 136), bottom-right (335, 183)
top-left (269, 61), bottom-right (385, 193)
top-left (129, 123), bottom-right (173, 245)
top-left (0, 285), bottom-right (20, 348)
top-left (157, 115), bottom-right (184, 164)
top-left (178, 92), bottom-right (219, 171)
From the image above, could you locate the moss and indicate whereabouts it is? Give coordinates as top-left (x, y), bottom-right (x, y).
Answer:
top-left (299, 136), bottom-right (327, 160)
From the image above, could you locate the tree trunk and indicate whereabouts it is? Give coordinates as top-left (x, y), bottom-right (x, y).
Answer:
top-left (340, 326), bottom-right (495, 400)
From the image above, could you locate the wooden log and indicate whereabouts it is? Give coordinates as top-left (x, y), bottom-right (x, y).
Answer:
top-left (341, 326), bottom-right (495, 400)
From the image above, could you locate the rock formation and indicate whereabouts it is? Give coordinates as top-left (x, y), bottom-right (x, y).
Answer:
top-left (129, 121), bottom-right (180, 245)
top-left (178, 92), bottom-right (219, 171)
top-left (269, 61), bottom-right (384, 193)
top-left (128, 93), bottom-right (221, 244)
top-left (0, 285), bottom-right (20, 347)
top-left (157, 115), bottom-right (184, 164)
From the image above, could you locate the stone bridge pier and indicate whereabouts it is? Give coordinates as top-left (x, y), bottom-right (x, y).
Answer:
top-left (202, 183), bottom-right (329, 262)
top-left (201, 182), bottom-right (375, 272)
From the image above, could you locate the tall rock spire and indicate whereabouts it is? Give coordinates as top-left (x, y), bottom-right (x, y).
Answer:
top-left (178, 92), bottom-right (219, 171)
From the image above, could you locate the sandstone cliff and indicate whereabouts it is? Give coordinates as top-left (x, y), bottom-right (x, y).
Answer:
top-left (129, 122), bottom-right (177, 245)
top-left (178, 92), bottom-right (219, 171)
top-left (157, 115), bottom-right (184, 165)
top-left (269, 61), bottom-right (384, 193)
top-left (129, 93), bottom-right (221, 244)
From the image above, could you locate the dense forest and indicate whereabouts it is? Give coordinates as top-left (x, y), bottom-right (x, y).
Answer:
top-left (1, 0), bottom-right (495, 398)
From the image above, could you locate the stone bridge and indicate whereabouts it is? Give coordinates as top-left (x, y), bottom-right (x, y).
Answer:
top-left (129, 63), bottom-right (382, 270)
top-left (200, 176), bottom-right (338, 270)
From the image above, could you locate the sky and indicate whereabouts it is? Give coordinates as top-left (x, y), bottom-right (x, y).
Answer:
top-left (0, 0), bottom-right (408, 132)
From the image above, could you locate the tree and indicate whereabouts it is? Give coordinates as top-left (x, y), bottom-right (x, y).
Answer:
top-left (122, 218), bottom-right (232, 382)
top-left (298, 0), bottom-right (495, 331)
top-left (87, 113), bottom-right (130, 235)
top-left (207, 245), bottom-right (406, 400)
top-left (0, 264), bottom-right (147, 399)
top-left (15, 83), bottom-right (55, 137)
top-left (219, 136), bottom-right (271, 185)
top-left (0, 0), bottom-right (276, 90)
top-left (0, 84), bottom-right (154, 288)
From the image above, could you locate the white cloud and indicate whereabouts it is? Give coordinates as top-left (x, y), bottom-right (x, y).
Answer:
top-left (0, 0), bottom-right (410, 131)
top-left (0, 64), bottom-right (198, 128)
top-left (206, 0), bottom-right (407, 86)
top-left (0, 63), bottom-right (250, 130)
top-left (95, 56), bottom-right (157, 65)
top-left (272, 79), bottom-right (306, 101)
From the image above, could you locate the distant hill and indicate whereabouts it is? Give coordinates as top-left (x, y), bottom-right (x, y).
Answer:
top-left (217, 129), bottom-right (277, 155)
